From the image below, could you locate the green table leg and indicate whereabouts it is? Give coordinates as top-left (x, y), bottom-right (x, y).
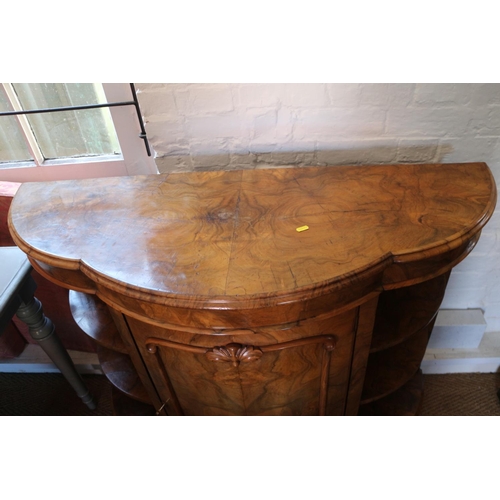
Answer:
top-left (16, 279), bottom-right (96, 410)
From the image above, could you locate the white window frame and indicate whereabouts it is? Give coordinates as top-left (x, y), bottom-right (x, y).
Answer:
top-left (0, 83), bottom-right (158, 182)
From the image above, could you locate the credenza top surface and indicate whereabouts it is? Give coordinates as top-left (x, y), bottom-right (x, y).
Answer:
top-left (8, 163), bottom-right (496, 305)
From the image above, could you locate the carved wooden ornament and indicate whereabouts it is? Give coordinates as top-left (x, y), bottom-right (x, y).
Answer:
top-left (206, 343), bottom-right (263, 367)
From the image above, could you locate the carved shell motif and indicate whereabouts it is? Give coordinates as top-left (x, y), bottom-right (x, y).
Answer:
top-left (206, 343), bottom-right (263, 367)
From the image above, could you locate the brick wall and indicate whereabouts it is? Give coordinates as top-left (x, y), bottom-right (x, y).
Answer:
top-left (136, 83), bottom-right (500, 331)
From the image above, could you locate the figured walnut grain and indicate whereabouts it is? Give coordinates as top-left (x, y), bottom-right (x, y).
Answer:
top-left (9, 163), bottom-right (496, 310)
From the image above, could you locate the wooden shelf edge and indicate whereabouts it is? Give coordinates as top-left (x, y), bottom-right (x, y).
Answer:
top-left (358, 370), bottom-right (423, 416)
top-left (96, 345), bottom-right (151, 404)
top-left (361, 322), bottom-right (431, 404)
top-left (69, 290), bottom-right (128, 353)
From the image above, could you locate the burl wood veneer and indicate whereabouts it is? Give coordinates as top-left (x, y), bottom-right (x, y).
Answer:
top-left (8, 163), bottom-right (497, 415)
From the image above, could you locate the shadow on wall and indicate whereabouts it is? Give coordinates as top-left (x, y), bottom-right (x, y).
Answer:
top-left (155, 144), bottom-right (455, 173)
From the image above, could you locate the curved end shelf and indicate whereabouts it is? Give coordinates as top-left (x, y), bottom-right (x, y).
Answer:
top-left (358, 370), bottom-right (423, 416)
top-left (97, 345), bottom-right (151, 404)
top-left (361, 321), bottom-right (431, 405)
top-left (69, 290), bottom-right (128, 353)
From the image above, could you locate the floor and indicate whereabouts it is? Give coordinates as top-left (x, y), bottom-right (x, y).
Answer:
top-left (1, 372), bottom-right (499, 415)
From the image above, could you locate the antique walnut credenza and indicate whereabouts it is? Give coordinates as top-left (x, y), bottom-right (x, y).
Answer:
top-left (8, 162), bottom-right (497, 415)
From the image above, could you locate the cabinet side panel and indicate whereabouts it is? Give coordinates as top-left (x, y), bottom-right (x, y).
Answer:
top-left (344, 295), bottom-right (379, 416)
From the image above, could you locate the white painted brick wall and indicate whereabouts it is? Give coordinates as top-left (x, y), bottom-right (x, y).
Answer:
top-left (135, 83), bottom-right (500, 333)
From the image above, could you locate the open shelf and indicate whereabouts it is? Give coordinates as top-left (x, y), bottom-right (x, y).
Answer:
top-left (69, 291), bottom-right (127, 354)
top-left (96, 345), bottom-right (151, 404)
top-left (358, 370), bottom-right (424, 416)
top-left (361, 323), bottom-right (431, 405)
top-left (370, 273), bottom-right (449, 353)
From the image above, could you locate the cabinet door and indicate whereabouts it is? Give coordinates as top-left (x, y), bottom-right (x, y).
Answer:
top-left (125, 304), bottom-right (371, 416)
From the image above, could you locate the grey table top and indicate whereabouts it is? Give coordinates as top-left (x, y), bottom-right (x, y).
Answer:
top-left (0, 246), bottom-right (31, 315)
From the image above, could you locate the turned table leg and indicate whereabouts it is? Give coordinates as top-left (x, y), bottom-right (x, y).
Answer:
top-left (16, 291), bottom-right (96, 410)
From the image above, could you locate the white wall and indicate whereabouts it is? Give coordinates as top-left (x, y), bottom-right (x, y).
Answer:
top-left (136, 83), bottom-right (500, 332)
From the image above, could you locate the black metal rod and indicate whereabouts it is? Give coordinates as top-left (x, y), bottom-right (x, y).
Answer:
top-left (0, 101), bottom-right (135, 116)
top-left (129, 83), bottom-right (151, 157)
top-left (0, 83), bottom-right (152, 157)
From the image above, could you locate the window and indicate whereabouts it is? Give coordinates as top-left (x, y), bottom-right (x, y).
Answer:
top-left (0, 83), bottom-right (158, 182)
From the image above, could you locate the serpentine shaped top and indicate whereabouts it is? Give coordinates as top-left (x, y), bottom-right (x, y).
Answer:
top-left (8, 163), bottom-right (496, 307)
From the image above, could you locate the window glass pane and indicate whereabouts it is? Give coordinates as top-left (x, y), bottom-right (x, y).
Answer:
top-left (12, 83), bottom-right (121, 160)
top-left (0, 89), bottom-right (33, 163)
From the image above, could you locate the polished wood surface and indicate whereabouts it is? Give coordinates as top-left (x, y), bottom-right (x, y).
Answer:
top-left (69, 291), bottom-right (127, 353)
top-left (9, 163), bottom-right (495, 305)
top-left (8, 163), bottom-right (496, 415)
top-left (96, 345), bottom-right (150, 404)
